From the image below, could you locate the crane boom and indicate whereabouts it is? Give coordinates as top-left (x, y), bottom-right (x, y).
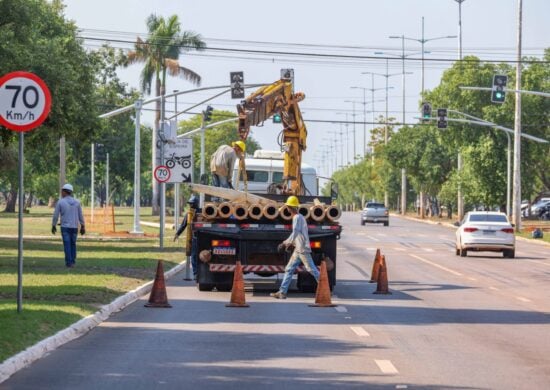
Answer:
top-left (236, 78), bottom-right (308, 195)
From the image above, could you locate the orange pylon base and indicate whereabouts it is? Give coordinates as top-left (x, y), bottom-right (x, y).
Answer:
top-left (309, 261), bottom-right (337, 307)
top-left (145, 260), bottom-right (172, 308)
top-left (226, 261), bottom-right (249, 308)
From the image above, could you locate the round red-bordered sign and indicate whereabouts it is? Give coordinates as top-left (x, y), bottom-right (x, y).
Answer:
top-left (0, 71), bottom-right (52, 132)
top-left (154, 165), bottom-right (171, 183)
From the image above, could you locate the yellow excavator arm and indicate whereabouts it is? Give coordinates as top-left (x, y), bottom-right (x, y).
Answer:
top-left (236, 78), bottom-right (308, 195)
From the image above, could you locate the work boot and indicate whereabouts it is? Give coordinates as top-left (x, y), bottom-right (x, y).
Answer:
top-left (270, 291), bottom-right (287, 299)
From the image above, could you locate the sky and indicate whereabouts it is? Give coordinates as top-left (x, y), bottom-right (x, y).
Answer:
top-left (62, 0), bottom-right (550, 177)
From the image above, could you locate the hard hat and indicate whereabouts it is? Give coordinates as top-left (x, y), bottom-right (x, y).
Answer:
top-left (61, 183), bottom-right (73, 192)
top-left (232, 140), bottom-right (246, 153)
top-left (285, 195), bottom-right (300, 208)
top-left (187, 194), bottom-right (199, 208)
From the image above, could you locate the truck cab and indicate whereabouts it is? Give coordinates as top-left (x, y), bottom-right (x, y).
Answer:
top-left (232, 150), bottom-right (318, 196)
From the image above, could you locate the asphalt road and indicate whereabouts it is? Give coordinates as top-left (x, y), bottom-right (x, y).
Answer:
top-left (2, 213), bottom-right (549, 390)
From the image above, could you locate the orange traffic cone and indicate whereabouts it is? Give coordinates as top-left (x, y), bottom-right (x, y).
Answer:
top-left (226, 261), bottom-right (249, 308)
top-left (373, 255), bottom-right (392, 295)
top-left (145, 260), bottom-right (172, 308)
top-left (309, 261), bottom-right (337, 307)
top-left (369, 249), bottom-right (382, 283)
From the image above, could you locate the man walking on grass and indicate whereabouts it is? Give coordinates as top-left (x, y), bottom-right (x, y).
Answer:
top-left (52, 183), bottom-right (85, 268)
top-left (270, 195), bottom-right (320, 299)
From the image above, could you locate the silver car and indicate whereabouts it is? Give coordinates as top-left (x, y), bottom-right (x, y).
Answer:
top-left (455, 211), bottom-right (515, 258)
top-left (361, 202), bottom-right (389, 226)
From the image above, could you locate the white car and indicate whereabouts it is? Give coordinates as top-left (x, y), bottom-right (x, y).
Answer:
top-left (455, 211), bottom-right (515, 258)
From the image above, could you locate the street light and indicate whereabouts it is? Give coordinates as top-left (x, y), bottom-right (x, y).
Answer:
top-left (351, 85), bottom-right (392, 156)
top-left (393, 17), bottom-right (456, 94)
top-left (343, 100), bottom-right (358, 162)
top-left (335, 112), bottom-right (350, 164)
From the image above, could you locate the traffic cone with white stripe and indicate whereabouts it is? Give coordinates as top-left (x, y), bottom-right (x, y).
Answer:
top-left (369, 249), bottom-right (382, 283)
top-left (226, 261), bottom-right (249, 308)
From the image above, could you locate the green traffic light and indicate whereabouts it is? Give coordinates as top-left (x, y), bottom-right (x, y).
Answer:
top-left (273, 114), bottom-right (282, 123)
top-left (496, 92), bottom-right (503, 98)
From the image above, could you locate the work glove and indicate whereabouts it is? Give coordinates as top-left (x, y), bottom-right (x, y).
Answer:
top-left (80, 226), bottom-right (86, 236)
top-left (227, 181), bottom-right (234, 190)
top-left (51, 226), bottom-right (56, 235)
top-left (277, 243), bottom-right (286, 253)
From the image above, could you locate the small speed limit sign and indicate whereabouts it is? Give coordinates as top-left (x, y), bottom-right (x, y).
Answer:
top-left (0, 71), bottom-right (52, 132)
top-left (154, 165), bottom-right (171, 183)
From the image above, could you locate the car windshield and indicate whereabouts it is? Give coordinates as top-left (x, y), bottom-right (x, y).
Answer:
top-left (366, 203), bottom-right (385, 208)
top-left (469, 214), bottom-right (508, 223)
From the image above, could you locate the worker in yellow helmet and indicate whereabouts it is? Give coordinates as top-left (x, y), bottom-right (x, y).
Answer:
top-left (210, 141), bottom-right (245, 190)
top-left (271, 195), bottom-right (320, 299)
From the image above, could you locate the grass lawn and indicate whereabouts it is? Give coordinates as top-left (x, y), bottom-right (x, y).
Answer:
top-left (0, 205), bottom-right (185, 363)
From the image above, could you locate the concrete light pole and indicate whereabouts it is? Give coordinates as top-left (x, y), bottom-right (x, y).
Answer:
top-left (344, 100), bottom-right (357, 162)
top-left (512, 0), bottom-right (523, 231)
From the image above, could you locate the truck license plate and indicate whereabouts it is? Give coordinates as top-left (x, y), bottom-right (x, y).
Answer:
top-left (213, 247), bottom-right (236, 255)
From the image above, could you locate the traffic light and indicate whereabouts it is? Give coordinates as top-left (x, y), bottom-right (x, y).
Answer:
top-left (491, 75), bottom-right (508, 103)
top-left (230, 71), bottom-right (245, 99)
top-left (203, 105), bottom-right (213, 122)
top-left (437, 108), bottom-right (448, 129)
top-left (273, 113), bottom-right (282, 123)
top-left (421, 102), bottom-right (432, 121)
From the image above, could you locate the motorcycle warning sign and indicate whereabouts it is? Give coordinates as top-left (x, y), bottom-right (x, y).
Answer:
top-left (163, 138), bottom-right (193, 183)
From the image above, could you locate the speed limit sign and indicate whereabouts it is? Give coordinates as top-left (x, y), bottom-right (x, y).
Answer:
top-left (0, 71), bottom-right (52, 132)
top-left (154, 165), bottom-right (171, 183)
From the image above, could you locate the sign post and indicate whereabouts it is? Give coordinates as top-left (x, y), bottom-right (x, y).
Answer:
top-left (0, 71), bottom-right (51, 312)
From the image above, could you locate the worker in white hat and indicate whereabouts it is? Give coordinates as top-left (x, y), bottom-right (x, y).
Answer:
top-left (51, 183), bottom-right (85, 268)
top-left (210, 140), bottom-right (245, 190)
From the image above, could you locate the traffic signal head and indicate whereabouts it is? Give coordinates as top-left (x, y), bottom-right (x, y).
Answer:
top-left (203, 105), bottom-right (213, 122)
top-left (421, 102), bottom-right (432, 120)
top-left (273, 113), bottom-right (282, 123)
top-left (230, 71), bottom-right (245, 99)
top-left (491, 75), bottom-right (508, 104)
top-left (437, 108), bottom-right (447, 129)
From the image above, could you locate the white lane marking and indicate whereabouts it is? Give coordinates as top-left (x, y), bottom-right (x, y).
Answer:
top-left (423, 248), bottom-right (434, 252)
top-left (357, 232), bottom-right (367, 236)
top-left (377, 233), bottom-right (387, 237)
top-left (409, 254), bottom-right (463, 276)
top-left (516, 296), bottom-right (531, 303)
top-left (468, 277), bottom-right (477, 281)
top-left (489, 286), bottom-right (499, 291)
top-left (335, 306), bottom-right (348, 313)
top-left (345, 316), bottom-right (352, 319)
top-left (395, 247), bottom-right (405, 251)
top-left (375, 359), bottom-right (398, 374)
top-left (350, 326), bottom-right (370, 337)
top-left (367, 247), bottom-right (378, 251)
top-left (367, 236), bottom-right (380, 242)
top-left (396, 386), bottom-right (409, 389)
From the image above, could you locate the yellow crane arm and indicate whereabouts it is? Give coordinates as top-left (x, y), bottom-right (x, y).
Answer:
top-left (236, 79), bottom-right (308, 195)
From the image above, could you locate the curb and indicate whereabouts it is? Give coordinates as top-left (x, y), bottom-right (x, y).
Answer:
top-left (0, 261), bottom-right (186, 384)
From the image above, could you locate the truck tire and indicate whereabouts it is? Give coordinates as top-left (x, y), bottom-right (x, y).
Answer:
top-left (198, 283), bottom-right (215, 291)
top-left (503, 249), bottom-right (515, 259)
top-left (216, 283), bottom-right (233, 292)
top-left (361, 220), bottom-right (365, 226)
top-left (384, 221), bottom-right (389, 227)
top-left (459, 248), bottom-right (467, 257)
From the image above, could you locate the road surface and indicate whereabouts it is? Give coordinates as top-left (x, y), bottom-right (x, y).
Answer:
top-left (2, 213), bottom-right (549, 389)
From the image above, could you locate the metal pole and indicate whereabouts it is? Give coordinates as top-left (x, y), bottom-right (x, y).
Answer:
top-left (17, 133), bottom-right (24, 313)
top-left (105, 153), bottom-right (109, 206)
top-left (384, 59), bottom-right (389, 207)
top-left (363, 88), bottom-right (367, 157)
top-left (421, 17), bottom-right (425, 95)
top-left (352, 102), bottom-right (356, 161)
top-left (131, 99), bottom-right (143, 234)
top-left (457, 153), bottom-right (463, 221)
top-left (173, 91), bottom-right (180, 229)
top-left (371, 75), bottom-right (375, 152)
top-left (458, 0), bottom-right (463, 60)
top-left (159, 94), bottom-right (166, 249)
top-left (512, 0), bottom-right (523, 231)
top-left (401, 168), bottom-right (406, 215)
top-left (456, 0), bottom-right (465, 221)
top-left (506, 132), bottom-right (511, 218)
top-left (199, 115), bottom-right (206, 208)
top-left (339, 123), bottom-right (344, 168)
top-left (91, 143), bottom-right (94, 223)
top-left (345, 113), bottom-right (350, 164)
top-left (401, 35), bottom-right (406, 124)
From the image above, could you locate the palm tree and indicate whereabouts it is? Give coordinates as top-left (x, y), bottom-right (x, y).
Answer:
top-left (126, 14), bottom-right (206, 215)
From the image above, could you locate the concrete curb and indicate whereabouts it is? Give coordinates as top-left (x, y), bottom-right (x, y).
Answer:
top-left (0, 261), bottom-right (186, 384)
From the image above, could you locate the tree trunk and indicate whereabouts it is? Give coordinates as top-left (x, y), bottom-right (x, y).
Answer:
top-left (48, 196), bottom-right (57, 208)
top-left (4, 188), bottom-right (17, 213)
top-left (25, 191), bottom-right (34, 211)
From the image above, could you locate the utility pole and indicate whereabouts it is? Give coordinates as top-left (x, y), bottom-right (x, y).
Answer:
top-left (512, 0), bottom-right (523, 231)
top-left (59, 136), bottom-right (66, 196)
top-left (454, 0), bottom-right (466, 60)
top-left (90, 143), bottom-right (94, 223)
top-left (131, 99), bottom-right (144, 235)
top-left (173, 90), bottom-right (180, 229)
top-left (105, 152), bottom-right (109, 206)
